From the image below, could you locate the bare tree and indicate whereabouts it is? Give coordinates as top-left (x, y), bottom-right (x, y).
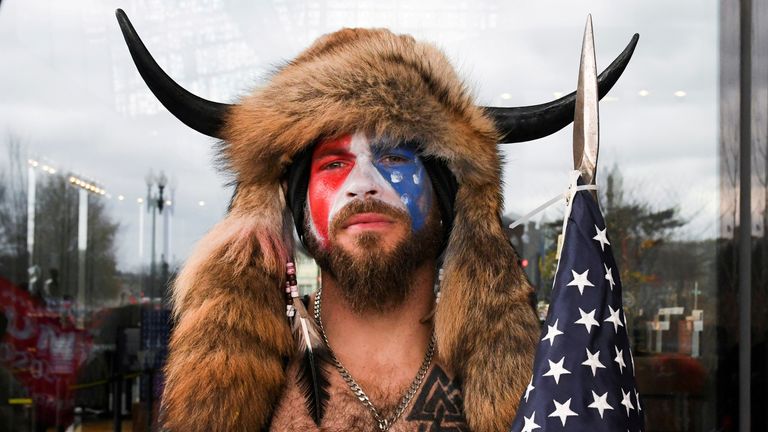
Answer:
top-left (0, 136), bottom-right (121, 304)
top-left (0, 135), bottom-right (30, 285)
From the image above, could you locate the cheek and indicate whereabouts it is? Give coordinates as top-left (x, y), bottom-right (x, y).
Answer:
top-left (307, 171), bottom-right (348, 242)
top-left (374, 163), bottom-right (431, 231)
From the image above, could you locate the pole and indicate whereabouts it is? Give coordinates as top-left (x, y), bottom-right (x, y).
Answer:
top-left (113, 327), bottom-right (124, 432)
top-left (150, 205), bottom-right (157, 301)
top-left (738, 0), bottom-right (752, 430)
top-left (26, 164), bottom-right (36, 292)
top-left (77, 188), bottom-right (88, 328)
top-left (163, 201), bottom-right (170, 268)
top-left (169, 188), bottom-right (175, 264)
top-left (138, 200), bottom-right (145, 262)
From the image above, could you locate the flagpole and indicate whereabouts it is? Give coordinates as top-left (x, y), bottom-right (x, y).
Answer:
top-left (738, 0), bottom-right (752, 430)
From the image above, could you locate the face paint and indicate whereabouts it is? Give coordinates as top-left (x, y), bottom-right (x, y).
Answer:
top-left (307, 132), bottom-right (433, 246)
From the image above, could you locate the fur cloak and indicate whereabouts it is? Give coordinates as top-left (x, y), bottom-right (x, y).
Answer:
top-left (161, 28), bottom-right (541, 431)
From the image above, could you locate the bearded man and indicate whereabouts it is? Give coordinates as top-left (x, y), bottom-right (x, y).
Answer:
top-left (116, 9), bottom-right (636, 431)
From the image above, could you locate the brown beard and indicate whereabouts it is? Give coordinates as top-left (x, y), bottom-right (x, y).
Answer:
top-left (304, 199), bottom-right (442, 314)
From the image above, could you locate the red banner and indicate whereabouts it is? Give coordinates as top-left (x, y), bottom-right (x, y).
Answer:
top-left (0, 277), bottom-right (91, 427)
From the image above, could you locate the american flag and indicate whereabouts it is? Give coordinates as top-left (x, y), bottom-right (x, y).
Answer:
top-left (509, 178), bottom-right (645, 431)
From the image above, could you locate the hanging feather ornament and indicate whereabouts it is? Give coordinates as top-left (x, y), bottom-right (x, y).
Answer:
top-left (420, 267), bottom-right (444, 324)
top-left (285, 261), bottom-right (330, 425)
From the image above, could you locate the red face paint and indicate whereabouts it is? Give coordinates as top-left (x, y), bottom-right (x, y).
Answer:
top-left (307, 135), bottom-right (354, 244)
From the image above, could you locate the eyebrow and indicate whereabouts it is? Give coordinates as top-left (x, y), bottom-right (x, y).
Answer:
top-left (313, 148), bottom-right (351, 158)
top-left (372, 137), bottom-right (420, 150)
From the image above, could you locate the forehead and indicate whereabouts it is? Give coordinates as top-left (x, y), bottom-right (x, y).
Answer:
top-left (312, 134), bottom-right (419, 157)
top-left (313, 135), bottom-right (353, 156)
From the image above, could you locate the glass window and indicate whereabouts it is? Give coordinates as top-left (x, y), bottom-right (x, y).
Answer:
top-left (1, 1), bottom-right (761, 430)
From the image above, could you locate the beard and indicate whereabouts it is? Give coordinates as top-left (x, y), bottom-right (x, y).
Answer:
top-left (304, 199), bottom-right (442, 314)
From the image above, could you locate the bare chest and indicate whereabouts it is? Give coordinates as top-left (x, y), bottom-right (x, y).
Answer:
top-left (270, 362), bottom-right (470, 431)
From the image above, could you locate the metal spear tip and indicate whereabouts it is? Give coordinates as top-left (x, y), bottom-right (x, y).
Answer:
top-left (573, 14), bottom-right (600, 196)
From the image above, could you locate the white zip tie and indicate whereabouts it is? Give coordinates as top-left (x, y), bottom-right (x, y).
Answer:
top-left (509, 172), bottom-right (598, 232)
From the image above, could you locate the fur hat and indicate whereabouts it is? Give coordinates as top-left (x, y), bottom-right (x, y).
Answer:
top-left (116, 9), bottom-right (637, 431)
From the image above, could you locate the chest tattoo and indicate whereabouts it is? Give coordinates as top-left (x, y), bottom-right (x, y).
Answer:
top-left (405, 366), bottom-right (470, 431)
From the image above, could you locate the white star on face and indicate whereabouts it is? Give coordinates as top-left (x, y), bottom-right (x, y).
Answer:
top-left (524, 376), bottom-right (535, 403)
top-left (582, 348), bottom-right (606, 376)
top-left (548, 398), bottom-right (578, 426)
top-left (541, 319), bottom-right (564, 346)
top-left (574, 308), bottom-right (600, 333)
top-left (635, 388), bottom-right (642, 412)
top-left (588, 390), bottom-right (614, 418)
top-left (521, 411), bottom-right (541, 432)
top-left (567, 269), bottom-right (595, 295)
top-left (614, 346), bottom-right (627, 374)
top-left (621, 388), bottom-right (635, 415)
top-left (543, 356), bottom-right (571, 384)
top-left (604, 263), bottom-right (616, 290)
top-left (593, 225), bottom-right (610, 251)
top-left (604, 305), bottom-right (625, 333)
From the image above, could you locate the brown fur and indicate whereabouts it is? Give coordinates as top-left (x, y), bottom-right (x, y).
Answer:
top-left (271, 359), bottom-right (463, 431)
top-left (164, 28), bottom-right (539, 431)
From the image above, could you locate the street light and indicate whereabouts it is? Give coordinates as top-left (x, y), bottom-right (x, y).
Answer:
top-left (69, 174), bottom-right (106, 327)
top-left (145, 170), bottom-right (169, 301)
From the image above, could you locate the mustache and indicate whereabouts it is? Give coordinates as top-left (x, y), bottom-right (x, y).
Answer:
top-left (330, 199), bottom-right (410, 236)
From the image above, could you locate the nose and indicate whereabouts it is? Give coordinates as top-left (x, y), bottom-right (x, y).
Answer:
top-left (343, 162), bottom-right (381, 199)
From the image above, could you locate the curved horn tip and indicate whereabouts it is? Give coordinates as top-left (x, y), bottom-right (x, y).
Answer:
top-left (113, 6), bottom-right (232, 139)
top-left (487, 32), bottom-right (640, 144)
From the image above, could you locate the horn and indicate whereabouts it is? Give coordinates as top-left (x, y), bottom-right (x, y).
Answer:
top-left (485, 33), bottom-right (639, 143)
top-left (115, 9), bottom-right (232, 139)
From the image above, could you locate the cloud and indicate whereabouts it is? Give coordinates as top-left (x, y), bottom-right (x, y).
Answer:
top-left (0, 0), bottom-right (720, 270)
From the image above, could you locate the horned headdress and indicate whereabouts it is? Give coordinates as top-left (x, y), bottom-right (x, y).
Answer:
top-left (116, 9), bottom-right (637, 431)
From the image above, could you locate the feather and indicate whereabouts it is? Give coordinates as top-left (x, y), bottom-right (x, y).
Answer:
top-left (292, 298), bottom-right (331, 425)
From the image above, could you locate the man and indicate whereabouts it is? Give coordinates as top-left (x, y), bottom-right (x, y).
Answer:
top-left (116, 10), bottom-right (636, 431)
top-left (272, 132), bottom-right (458, 431)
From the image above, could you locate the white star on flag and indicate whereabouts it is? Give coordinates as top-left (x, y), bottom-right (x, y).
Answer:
top-left (567, 269), bottom-right (595, 295)
top-left (604, 263), bottom-right (616, 290)
top-left (614, 346), bottom-right (627, 374)
top-left (524, 376), bottom-right (535, 403)
top-left (593, 225), bottom-right (610, 251)
top-left (543, 356), bottom-right (571, 384)
top-left (604, 305), bottom-right (624, 333)
top-left (587, 390), bottom-right (614, 419)
top-left (635, 388), bottom-right (642, 412)
top-left (582, 348), bottom-right (606, 376)
top-left (574, 308), bottom-right (600, 333)
top-left (541, 319), bottom-right (564, 346)
top-left (520, 412), bottom-right (541, 432)
top-left (620, 388), bottom-right (635, 415)
top-left (548, 398), bottom-right (578, 426)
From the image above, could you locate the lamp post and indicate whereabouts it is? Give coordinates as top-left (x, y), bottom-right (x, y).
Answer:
top-left (67, 174), bottom-right (106, 328)
top-left (145, 170), bottom-right (167, 301)
top-left (26, 159), bottom-right (58, 293)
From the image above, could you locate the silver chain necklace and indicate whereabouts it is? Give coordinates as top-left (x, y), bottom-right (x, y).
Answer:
top-left (314, 289), bottom-right (435, 431)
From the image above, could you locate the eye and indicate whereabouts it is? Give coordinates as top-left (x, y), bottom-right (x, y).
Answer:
top-left (321, 160), bottom-right (347, 170)
top-left (379, 154), bottom-right (411, 165)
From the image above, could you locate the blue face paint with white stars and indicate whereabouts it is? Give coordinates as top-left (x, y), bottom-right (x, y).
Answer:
top-left (370, 143), bottom-right (432, 231)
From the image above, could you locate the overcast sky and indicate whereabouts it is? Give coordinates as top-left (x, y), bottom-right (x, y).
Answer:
top-left (0, 0), bottom-right (718, 271)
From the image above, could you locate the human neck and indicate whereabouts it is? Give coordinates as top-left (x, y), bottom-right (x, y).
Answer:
top-left (318, 261), bottom-right (435, 397)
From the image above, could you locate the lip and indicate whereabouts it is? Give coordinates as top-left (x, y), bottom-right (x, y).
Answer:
top-left (341, 212), bottom-right (395, 230)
